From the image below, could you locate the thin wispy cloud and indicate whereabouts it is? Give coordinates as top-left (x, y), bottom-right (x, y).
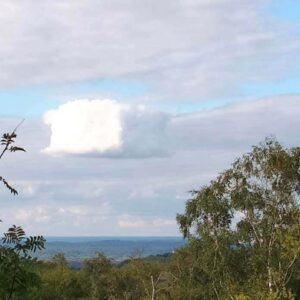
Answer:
top-left (0, 0), bottom-right (298, 101)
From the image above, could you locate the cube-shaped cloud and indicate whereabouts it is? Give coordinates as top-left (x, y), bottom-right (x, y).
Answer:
top-left (43, 99), bottom-right (170, 158)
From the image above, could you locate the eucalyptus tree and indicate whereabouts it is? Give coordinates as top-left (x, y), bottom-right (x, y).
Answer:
top-left (177, 138), bottom-right (300, 299)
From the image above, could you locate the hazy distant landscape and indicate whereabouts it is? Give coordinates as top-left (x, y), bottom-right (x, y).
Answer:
top-left (37, 236), bottom-right (185, 261)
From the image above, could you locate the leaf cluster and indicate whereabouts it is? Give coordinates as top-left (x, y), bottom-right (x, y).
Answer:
top-left (0, 226), bottom-right (46, 299)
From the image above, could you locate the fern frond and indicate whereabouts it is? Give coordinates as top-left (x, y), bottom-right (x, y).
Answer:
top-left (10, 146), bottom-right (26, 153)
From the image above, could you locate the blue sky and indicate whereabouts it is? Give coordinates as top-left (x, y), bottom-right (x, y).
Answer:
top-left (269, 0), bottom-right (300, 25)
top-left (0, 0), bottom-right (299, 236)
top-left (0, 80), bottom-right (149, 117)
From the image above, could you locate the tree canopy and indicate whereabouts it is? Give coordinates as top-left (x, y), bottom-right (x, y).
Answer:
top-left (177, 138), bottom-right (300, 299)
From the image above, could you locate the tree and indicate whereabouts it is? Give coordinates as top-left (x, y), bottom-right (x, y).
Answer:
top-left (83, 252), bottom-right (113, 299)
top-left (177, 138), bottom-right (300, 299)
top-left (30, 254), bottom-right (88, 300)
top-left (52, 252), bottom-right (69, 270)
top-left (0, 127), bottom-right (46, 299)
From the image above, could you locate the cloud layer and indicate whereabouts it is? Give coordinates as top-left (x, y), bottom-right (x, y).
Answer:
top-left (0, 95), bottom-right (298, 235)
top-left (0, 1), bottom-right (298, 100)
top-left (43, 99), bottom-right (170, 158)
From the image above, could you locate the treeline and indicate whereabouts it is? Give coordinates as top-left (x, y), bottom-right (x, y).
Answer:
top-left (1, 245), bottom-right (300, 299)
top-left (2, 250), bottom-right (204, 299)
top-left (1, 137), bottom-right (300, 299)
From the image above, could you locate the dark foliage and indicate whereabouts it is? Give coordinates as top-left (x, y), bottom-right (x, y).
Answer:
top-left (0, 126), bottom-right (46, 299)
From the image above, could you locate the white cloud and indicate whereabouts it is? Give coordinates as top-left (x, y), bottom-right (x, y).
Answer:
top-left (118, 215), bottom-right (147, 228)
top-left (3, 201), bottom-right (112, 235)
top-left (118, 214), bottom-right (176, 229)
top-left (43, 99), bottom-right (170, 157)
top-left (15, 206), bottom-right (50, 223)
top-left (44, 99), bottom-right (123, 155)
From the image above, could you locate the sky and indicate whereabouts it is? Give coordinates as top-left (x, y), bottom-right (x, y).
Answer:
top-left (0, 0), bottom-right (299, 236)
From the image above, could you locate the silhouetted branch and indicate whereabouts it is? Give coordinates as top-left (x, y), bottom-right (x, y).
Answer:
top-left (0, 177), bottom-right (18, 195)
top-left (0, 120), bottom-right (26, 195)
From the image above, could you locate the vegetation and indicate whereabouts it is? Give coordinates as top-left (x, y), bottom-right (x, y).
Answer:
top-left (1, 137), bottom-right (300, 299)
top-left (0, 129), bottom-right (46, 299)
top-left (177, 137), bottom-right (300, 299)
